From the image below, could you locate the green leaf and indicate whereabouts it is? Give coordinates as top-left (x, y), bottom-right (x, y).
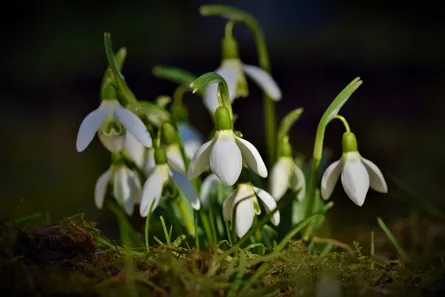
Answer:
top-left (152, 65), bottom-right (200, 92)
top-left (277, 107), bottom-right (303, 140)
top-left (377, 217), bottom-right (408, 261)
top-left (100, 47), bottom-right (127, 99)
top-left (126, 101), bottom-right (171, 127)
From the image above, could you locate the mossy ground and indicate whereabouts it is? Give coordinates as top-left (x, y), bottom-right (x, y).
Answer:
top-left (1, 214), bottom-right (445, 297)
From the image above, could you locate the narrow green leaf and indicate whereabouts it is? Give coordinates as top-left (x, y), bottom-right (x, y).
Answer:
top-left (277, 107), bottom-right (304, 140)
top-left (377, 217), bottom-right (408, 261)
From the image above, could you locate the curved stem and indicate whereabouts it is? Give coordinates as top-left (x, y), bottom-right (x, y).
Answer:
top-left (225, 20), bottom-right (237, 38)
top-left (173, 85), bottom-right (188, 106)
top-left (331, 115), bottom-right (351, 133)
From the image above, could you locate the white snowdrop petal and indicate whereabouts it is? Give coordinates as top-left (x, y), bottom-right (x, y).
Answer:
top-left (144, 148), bottom-right (156, 176)
top-left (235, 199), bottom-right (255, 238)
top-left (254, 187), bottom-right (280, 226)
top-left (140, 169), bottom-right (164, 217)
top-left (200, 174), bottom-right (221, 208)
top-left (269, 158), bottom-right (291, 201)
top-left (341, 160), bottom-right (370, 206)
top-left (361, 158), bottom-right (388, 193)
top-left (187, 140), bottom-right (214, 179)
top-left (235, 136), bottom-right (268, 178)
top-left (98, 132), bottom-right (125, 153)
top-left (223, 189), bottom-right (238, 222)
top-left (172, 172), bottom-right (200, 210)
top-left (243, 64), bottom-right (282, 100)
top-left (203, 65), bottom-right (237, 114)
top-left (166, 145), bottom-right (186, 174)
top-left (94, 169), bottom-right (112, 209)
top-left (291, 163), bottom-right (306, 201)
top-left (113, 166), bottom-right (131, 206)
top-left (76, 105), bottom-right (107, 152)
top-left (114, 105), bottom-right (152, 147)
top-left (210, 132), bottom-right (242, 186)
top-left (321, 160), bottom-right (342, 200)
top-left (124, 132), bottom-right (146, 168)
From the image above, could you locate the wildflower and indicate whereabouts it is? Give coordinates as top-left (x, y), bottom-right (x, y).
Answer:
top-left (270, 156), bottom-right (306, 201)
top-left (187, 106), bottom-right (267, 185)
top-left (140, 148), bottom-right (199, 216)
top-left (204, 36), bottom-right (281, 113)
top-left (223, 183), bottom-right (280, 237)
top-left (76, 98), bottom-right (151, 153)
top-left (199, 173), bottom-right (222, 208)
top-left (95, 164), bottom-right (141, 216)
top-left (321, 132), bottom-right (388, 206)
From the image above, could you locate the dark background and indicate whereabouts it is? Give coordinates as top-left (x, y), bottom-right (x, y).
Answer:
top-left (2, 0), bottom-right (444, 239)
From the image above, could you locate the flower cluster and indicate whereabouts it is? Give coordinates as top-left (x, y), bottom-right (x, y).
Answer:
top-left (76, 6), bottom-right (388, 245)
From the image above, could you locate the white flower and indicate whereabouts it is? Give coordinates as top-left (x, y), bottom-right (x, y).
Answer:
top-left (165, 144), bottom-right (186, 174)
top-left (204, 59), bottom-right (282, 114)
top-left (187, 129), bottom-right (267, 186)
top-left (140, 158), bottom-right (200, 217)
top-left (95, 164), bottom-right (141, 216)
top-left (124, 132), bottom-right (147, 169)
top-left (76, 99), bottom-right (152, 153)
top-left (223, 183), bottom-right (280, 238)
top-left (270, 156), bottom-right (306, 201)
top-left (321, 151), bottom-right (388, 206)
top-left (177, 123), bottom-right (203, 159)
top-left (139, 163), bottom-right (171, 217)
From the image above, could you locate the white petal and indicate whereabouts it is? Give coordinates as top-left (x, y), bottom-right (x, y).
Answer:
top-left (234, 135), bottom-right (268, 178)
top-left (291, 163), bottom-right (306, 201)
top-left (172, 172), bottom-right (200, 210)
top-left (269, 158), bottom-right (291, 201)
top-left (210, 131), bottom-right (242, 186)
top-left (98, 132), bottom-right (125, 153)
top-left (361, 158), bottom-right (388, 193)
top-left (114, 105), bottom-right (152, 147)
top-left (235, 198), bottom-right (255, 238)
top-left (166, 144), bottom-right (186, 174)
top-left (140, 168), bottom-right (165, 217)
top-left (113, 166), bottom-right (141, 216)
top-left (187, 140), bottom-right (214, 179)
top-left (124, 132), bottom-right (146, 168)
top-left (76, 105), bottom-right (107, 152)
top-left (184, 141), bottom-right (203, 160)
top-left (341, 159), bottom-right (370, 206)
top-left (200, 174), bottom-right (221, 208)
top-left (243, 64), bottom-right (282, 100)
top-left (321, 159), bottom-right (342, 200)
top-left (94, 169), bottom-right (112, 209)
top-left (203, 65), bottom-right (237, 114)
top-left (253, 186), bottom-right (280, 226)
top-left (144, 148), bottom-right (156, 176)
top-left (222, 189), bottom-right (238, 221)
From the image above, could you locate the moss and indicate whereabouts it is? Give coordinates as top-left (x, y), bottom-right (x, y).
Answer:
top-left (1, 215), bottom-right (445, 296)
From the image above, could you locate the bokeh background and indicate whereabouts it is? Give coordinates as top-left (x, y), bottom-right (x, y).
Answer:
top-left (2, 0), bottom-right (444, 240)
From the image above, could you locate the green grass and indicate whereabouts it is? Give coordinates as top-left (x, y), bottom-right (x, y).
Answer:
top-left (1, 212), bottom-right (445, 296)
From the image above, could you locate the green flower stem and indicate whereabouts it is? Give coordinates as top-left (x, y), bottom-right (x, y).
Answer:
top-left (200, 5), bottom-right (277, 166)
top-left (104, 33), bottom-right (138, 106)
top-left (304, 78), bottom-right (363, 227)
top-left (225, 20), bottom-right (236, 38)
top-left (332, 115), bottom-right (351, 133)
top-left (199, 211), bottom-right (214, 244)
top-left (208, 203), bottom-right (219, 243)
top-left (176, 195), bottom-right (195, 236)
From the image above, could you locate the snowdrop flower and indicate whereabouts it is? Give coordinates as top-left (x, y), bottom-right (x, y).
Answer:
top-left (199, 174), bottom-right (222, 208)
top-left (95, 164), bottom-right (141, 216)
top-left (223, 183), bottom-right (280, 238)
top-left (204, 36), bottom-right (281, 114)
top-left (140, 148), bottom-right (200, 217)
top-left (187, 106), bottom-right (267, 186)
top-left (321, 132), bottom-right (388, 206)
top-left (123, 132), bottom-right (147, 169)
top-left (270, 156), bottom-right (306, 201)
top-left (76, 98), bottom-right (152, 153)
top-left (177, 123), bottom-right (203, 159)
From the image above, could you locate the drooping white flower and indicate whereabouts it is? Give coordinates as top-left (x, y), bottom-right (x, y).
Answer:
top-left (123, 132), bottom-right (147, 169)
top-left (76, 99), bottom-right (152, 153)
top-left (187, 128), bottom-right (267, 186)
top-left (204, 59), bottom-right (282, 114)
top-left (165, 144), bottom-right (186, 174)
top-left (95, 164), bottom-right (141, 216)
top-left (177, 123), bottom-right (203, 159)
top-left (321, 132), bottom-right (388, 206)
top-left (223, 183), bottom-right (280, 238)
top-left (187, 107), bottom-right (267, 186)
top-left (139, 148), bottom-right (200, 217)
top-left (270, 156), bottom-right (306, 201)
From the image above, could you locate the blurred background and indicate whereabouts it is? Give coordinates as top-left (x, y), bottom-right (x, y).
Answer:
top-left (2, 0), bottom-right (444, 240)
